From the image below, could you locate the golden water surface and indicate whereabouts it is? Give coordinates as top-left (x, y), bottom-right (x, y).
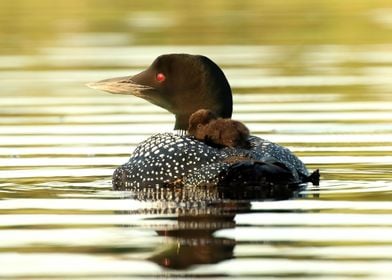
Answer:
top-left (0, 1), bottom-right (392, 279)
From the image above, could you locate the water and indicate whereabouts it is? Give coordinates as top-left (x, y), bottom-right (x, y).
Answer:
top-left (1, 1), bottom-right (392, 279)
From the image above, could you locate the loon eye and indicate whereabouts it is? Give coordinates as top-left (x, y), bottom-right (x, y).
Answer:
top-left (156, 73), bottom-right (166, 82)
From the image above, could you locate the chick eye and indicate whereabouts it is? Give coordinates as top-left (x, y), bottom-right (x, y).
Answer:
top-left (156, 73), bottom-right (166, 82)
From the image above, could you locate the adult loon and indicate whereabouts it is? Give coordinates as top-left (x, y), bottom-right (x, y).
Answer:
top-left (88, 54), bottom-right (319, 195)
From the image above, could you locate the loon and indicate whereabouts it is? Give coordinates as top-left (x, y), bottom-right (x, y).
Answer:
top-left (88, 54), bottom-right (319, 194)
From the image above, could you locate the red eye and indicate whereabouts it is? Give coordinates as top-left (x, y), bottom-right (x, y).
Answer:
top-left (156, 73), bottom-right (166, 82)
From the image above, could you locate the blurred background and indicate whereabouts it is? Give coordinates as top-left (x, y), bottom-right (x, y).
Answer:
top-left (1, 0), bottom-right (392, 279)
top-left (1, 0), bottom-right (392, 47)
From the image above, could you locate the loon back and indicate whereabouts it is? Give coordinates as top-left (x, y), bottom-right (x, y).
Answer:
top-left (112, 133), bottom-right (310, 198)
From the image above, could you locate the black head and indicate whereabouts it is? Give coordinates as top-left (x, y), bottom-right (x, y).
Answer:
top-left (87, 54), bottom-right (233, 130)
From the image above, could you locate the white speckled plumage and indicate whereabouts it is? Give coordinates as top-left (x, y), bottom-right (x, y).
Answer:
top-left (112, 132), bottom-right (308, 189)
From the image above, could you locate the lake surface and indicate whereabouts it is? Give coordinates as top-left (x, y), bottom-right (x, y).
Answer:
top-left (1, 1), bottom-right (392, 279)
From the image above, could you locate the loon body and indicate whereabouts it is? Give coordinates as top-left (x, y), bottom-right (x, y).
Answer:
top-left (112, 132), bottom-right (308, 189)
top-left (88, 54), bottom-right (319, 194)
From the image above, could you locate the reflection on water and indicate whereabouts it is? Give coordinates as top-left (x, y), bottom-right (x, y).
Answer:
top-left (1, 0), bottom-right (392, 279)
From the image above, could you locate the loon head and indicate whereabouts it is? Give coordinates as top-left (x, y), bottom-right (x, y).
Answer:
top-left (87, 54), bottom-right (233, 130)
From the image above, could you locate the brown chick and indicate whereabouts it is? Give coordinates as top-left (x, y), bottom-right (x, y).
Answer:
top-left (188, 109), bottom-right (250, 149)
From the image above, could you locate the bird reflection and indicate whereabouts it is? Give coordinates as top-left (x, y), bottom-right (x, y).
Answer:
top-left (125, 185), bottom-right (261, 269)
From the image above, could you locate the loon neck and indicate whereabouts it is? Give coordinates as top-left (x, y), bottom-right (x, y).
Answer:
top-left (174, 129), bottom-right (187, 136)
top-left (174, 114), bottom-right (191, 130)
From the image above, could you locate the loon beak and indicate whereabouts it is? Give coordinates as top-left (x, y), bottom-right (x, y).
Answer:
top-left (86, 75), bottom-right (154, 97)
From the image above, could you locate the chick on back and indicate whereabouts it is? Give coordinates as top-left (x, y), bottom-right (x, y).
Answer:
top-left (188, 109), bottom-right (250, 149)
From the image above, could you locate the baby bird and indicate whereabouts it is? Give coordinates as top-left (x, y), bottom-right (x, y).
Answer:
top-left (188, 109), bottom-right (250, 149)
